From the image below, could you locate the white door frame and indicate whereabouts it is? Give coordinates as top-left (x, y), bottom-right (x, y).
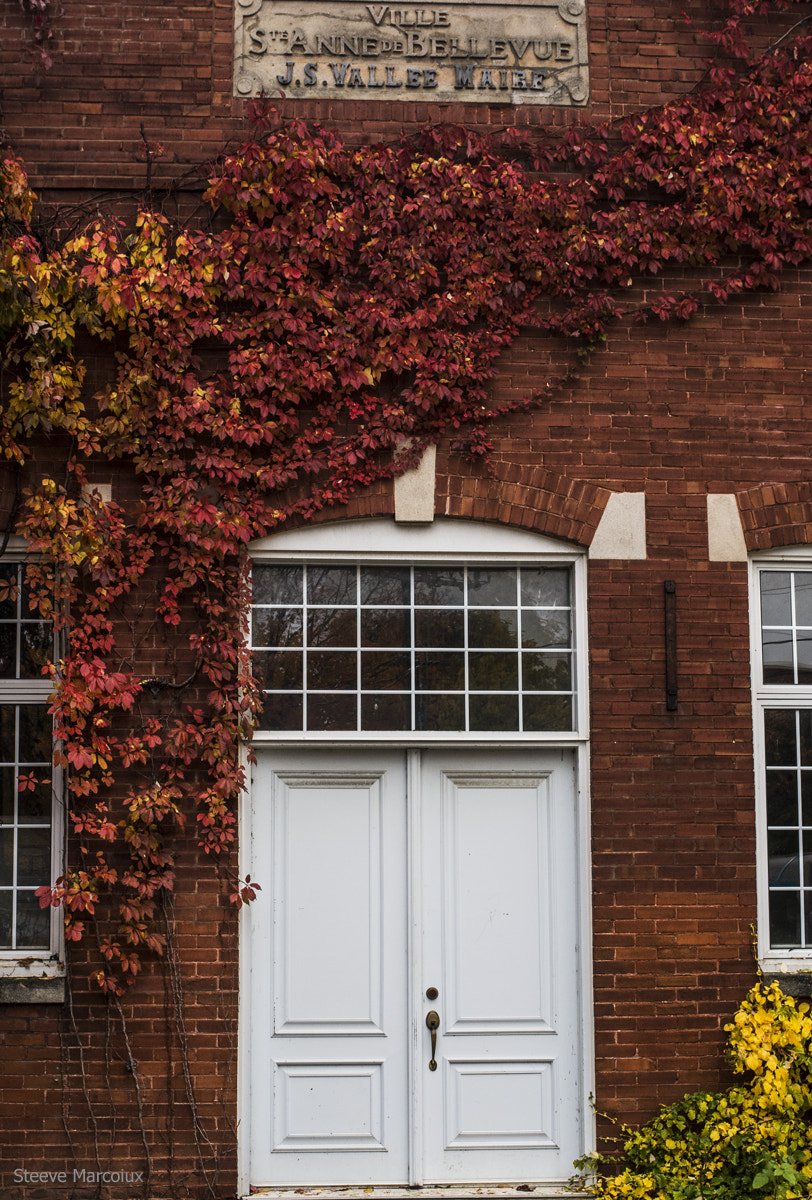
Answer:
top-left (238, 518), bottom-right (595, 1196)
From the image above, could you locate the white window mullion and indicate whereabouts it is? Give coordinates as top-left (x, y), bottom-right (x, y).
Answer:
top-left (409, 568), bottom-right (416, 734)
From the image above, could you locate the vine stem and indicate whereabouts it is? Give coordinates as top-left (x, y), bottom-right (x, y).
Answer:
top-left (110, 990), bottom-right (153, 1200)
top-left (162, 897), bottom-right (219, 1198)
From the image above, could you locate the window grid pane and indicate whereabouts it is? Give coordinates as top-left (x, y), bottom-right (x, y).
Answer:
top-left (0, 703), bottom-right (52, 951)
top-left (760, 570), bottom-right (812, 685)
top-left (0, 563), bottom-right (52, 683)
top-left (252, 564), bottom-right (575, 733)
top-left (764, 708), bottom-right (812, 949)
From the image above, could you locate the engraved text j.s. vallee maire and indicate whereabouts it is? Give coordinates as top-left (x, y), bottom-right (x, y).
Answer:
top-left (234, 0), bottom-right (589, 105)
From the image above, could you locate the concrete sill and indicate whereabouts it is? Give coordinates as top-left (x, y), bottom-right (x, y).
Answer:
top-left (0, 975), bottom-right (66, 1004)
top-left (762, 973), bottom-right (812, 998)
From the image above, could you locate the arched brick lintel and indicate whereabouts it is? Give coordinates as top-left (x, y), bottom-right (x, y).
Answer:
top-left (738, 482), bottom-right (812, 552)
top-left (436, 465), bottom-right (612, 547)
top-left (296, 462), bottom-right (613, 547)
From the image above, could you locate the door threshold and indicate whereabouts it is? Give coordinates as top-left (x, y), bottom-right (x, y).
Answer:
top-left (248, 1187), bottom-right (592, 1198)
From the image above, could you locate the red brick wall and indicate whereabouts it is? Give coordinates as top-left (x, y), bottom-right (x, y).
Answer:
top-left (2, 0), bottom-right (811, 1195)
top-left (0, 0), bottom-right (782, 194)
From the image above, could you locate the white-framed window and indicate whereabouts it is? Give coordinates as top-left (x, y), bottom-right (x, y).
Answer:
top-left (752, 549), bottom-right (812, 968)
top-left (0, 558), bottom-right (63, 977)
top-left (248, 519), bottom-right (588, 743)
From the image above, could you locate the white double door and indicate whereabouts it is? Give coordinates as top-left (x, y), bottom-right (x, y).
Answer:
top-left (246, 747), bottom-right (585, 1188)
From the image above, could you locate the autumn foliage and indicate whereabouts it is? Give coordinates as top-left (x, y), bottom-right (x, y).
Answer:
top-left (1, 1), bottom-right (812, 990)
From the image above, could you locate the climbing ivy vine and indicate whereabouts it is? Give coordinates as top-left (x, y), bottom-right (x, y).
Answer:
top-left (1, 0), bottom-right (812, 992)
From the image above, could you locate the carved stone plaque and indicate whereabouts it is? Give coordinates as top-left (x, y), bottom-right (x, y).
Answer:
top-left (235, 0), bottom-right (588, 105)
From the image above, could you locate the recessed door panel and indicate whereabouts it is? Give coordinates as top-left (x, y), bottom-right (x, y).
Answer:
top-left (274, 773), bottom-right (386, 1033)
top-left (441, 772), bottom-right (553, 1031)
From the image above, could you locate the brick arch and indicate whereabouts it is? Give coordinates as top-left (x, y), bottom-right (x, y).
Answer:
top-left (293, 459), bottom-right (612, 547)
top-left (737, 482), bottom-right (812, 552)
top-left (436, 461), bottom-right (612, 547)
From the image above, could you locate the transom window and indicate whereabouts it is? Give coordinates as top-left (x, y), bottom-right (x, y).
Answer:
top-left (755, 565), bottom-right (812, 957)
top-left (0, 561), bottom-right (56, 956)
top-left (251, 563), bottom-right (575, 733)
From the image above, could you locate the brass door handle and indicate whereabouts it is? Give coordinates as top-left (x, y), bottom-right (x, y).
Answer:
top-left (426, 1010), bottom-right (440, 1071)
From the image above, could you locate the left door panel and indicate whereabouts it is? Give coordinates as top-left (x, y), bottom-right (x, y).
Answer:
top-left (247, 751), bottom-right (410, 1186)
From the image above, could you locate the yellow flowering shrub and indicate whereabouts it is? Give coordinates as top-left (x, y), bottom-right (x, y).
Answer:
top-left (579, 982), bottom-right (812, 1200)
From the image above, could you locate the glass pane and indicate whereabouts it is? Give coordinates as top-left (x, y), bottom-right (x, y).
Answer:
top-left (800, 711), bottom-right (812, 765)
top-left (794, 572), bottom-right (812, 626)
top-left (253, 565), bottom-right (303, 606)
top-left (0, 828), bottom-right (13, 884)
top-left (0, 767), bottom-right (14, 824)
top-left (798, 632), bottom-right (812, 685)
top-left (769, 889), bottom-right (801, 947)
top-left (307, 608), bottom-right (357, 648)
top-left (20, 575), bottom-right (42, 618)
top-left (253, 651), bottom-right (302, 690)
top-left (523, 693), bottom-right (573, 731)
top-left (361, 652), bottom-right (410, 690)
top-left (17, 827), bottom-right (50, 886)
top-left (469, 693), bottom-right (519, 731)
top-left (520, 567), bottom-right (570, 608)
top-left (0, 891), bottom-right (12, 948)
top-left (0, 625), bottom-right (17, 678)
top-left (468, 609), bottom-right (518, 648)
top-left (469, 651), bottom-right (518, 691)
top-left (805, 892), bottom-right (812, 948)
top-left (15, 890), bottom-right (49, 949)
top-left (0, 706), bottom-right (15, 762)
top-left (361, 609), bottom-right (410, 648)
top-left (415, 651), bottom-right (465, 691)
top-left (257, 693), bottom-right (303, 732)
top-left (765, 710), bottom-right (797, 766)
top-left (523, 652), bottom-right (572, 692)
top-left (360, 567), bottom-right (410, 605)
top-left (414, 568), bottom-right (463, 606)
top-left (802, 773), bottom-right (812, 825)
top-left (804, 831), bottom-right (812, 884)
top-left (17, 779), bottom-right (51, 824)
top-left (769, 830), bottom-right (801, 885)
top-left (307, 566), bottom-right (356, 606)
top-left (307, 652), bottom-right (356, 689)
top-left (361, 693), bottom-right (410, 731)
top-left (468, 568), bottom-right (516, 606)
top-left (252, 608), bottom-right (303, 648)
top-left (521, 609), bottom-right (570, 649)
top-left (766, 770), bottom-right (799, 826)
top-left (19, 622), bottom-right (51, 678)
top-left (307, 693), bottom-right (357, 731)
top-left (763, 629), bottom-right (794, 683)
top-left (415, 693), bottom-right (465, 731)
top-left (761, 571), bottom-right (792, 626)
top-left (19, 707), bottom-right (51, 764)
top-left (0, 563), bottom-right (17, 620)
top-left (414, 609), bottom-right (464, 648)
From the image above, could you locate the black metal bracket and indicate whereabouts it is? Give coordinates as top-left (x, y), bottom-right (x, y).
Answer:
top-left (664, 580), bottom-right (678, 712)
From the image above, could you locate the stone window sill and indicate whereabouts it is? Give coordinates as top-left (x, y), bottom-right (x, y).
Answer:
top-left (0, 966), bottom-right (65, 1004)
top-left (762, 972), bottom-right (812, 998)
